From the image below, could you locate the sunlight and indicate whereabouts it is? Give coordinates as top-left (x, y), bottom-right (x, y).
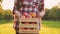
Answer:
top-left (2, 0), bottom-right (58, 10)
top-left (58, 0), bottom-right (60, 8)
top-left (45, 0), bottom-right (58, 9)
top-left (2, 0), bottom-right (14, 10)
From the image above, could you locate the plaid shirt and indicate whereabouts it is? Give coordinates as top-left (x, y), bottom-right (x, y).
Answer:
top-left (13, 0), bottom-right (44, 15)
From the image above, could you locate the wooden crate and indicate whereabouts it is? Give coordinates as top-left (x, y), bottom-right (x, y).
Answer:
top-left (18, 18), bottom-right (40, 33)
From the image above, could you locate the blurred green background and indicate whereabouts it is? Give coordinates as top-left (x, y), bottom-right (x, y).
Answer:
top-left (0, 0), bottom-right (60, 34)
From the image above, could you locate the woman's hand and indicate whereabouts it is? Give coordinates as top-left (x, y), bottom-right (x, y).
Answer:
top-left (15, 10), bottom-right (21, 18)
top-left (39, 10), bottom-right (45, 17)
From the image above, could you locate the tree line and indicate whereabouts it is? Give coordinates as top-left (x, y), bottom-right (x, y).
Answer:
top-left (0, 5), bottom-right (13, 20)
top-left (43, 6), bottom-right (60, 20)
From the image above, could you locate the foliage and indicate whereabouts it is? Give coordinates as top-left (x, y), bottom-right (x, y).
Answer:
top-left (0, 5), bottom-right (13, 20)
top-left (43, 6), bottom-right (60, 20)
top-left (0, 0), bottom-right (2, 2)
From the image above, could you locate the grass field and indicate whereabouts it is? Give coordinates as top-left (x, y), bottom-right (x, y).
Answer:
top-left (0, 20), bottom-right (60, 34)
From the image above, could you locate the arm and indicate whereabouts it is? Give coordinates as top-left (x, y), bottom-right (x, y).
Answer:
top-left (12, 0), bottom-right (18, 15)
top-left (38, 0), bottom-right (45, 17)
top-left (39, 0), bottom-right (44, 12)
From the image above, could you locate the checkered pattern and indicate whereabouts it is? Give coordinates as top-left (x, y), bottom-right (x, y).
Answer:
top-left (13, 0), bottom-right (42, 12)
top-left (13, 0), bottom-right (44, 15)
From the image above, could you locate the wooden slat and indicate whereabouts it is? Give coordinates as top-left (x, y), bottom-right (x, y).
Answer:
top-left (19, 30), bottom-right (39, 33)
top-left (18, 33), bottom-right (39, 34)
top-left (19, 24), bottom-right (38, 28)
top-left (19, 18), bottom-right (40, 22)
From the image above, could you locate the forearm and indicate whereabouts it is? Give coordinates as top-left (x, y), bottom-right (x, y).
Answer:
top-left (38, 0), bottom-right (45, 17)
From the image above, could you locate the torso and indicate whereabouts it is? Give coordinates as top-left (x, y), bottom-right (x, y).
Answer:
top-left (15, 0), bottom-right (40, 12)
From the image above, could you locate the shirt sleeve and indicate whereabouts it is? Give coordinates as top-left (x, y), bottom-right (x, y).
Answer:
top-left (12, 0), bottom-right (18, 15)
top-left (38, 0), bottom-right (44, 12)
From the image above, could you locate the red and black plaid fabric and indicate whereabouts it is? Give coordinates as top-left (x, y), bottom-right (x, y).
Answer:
top-left (13, 0), bottom-right (44, 14)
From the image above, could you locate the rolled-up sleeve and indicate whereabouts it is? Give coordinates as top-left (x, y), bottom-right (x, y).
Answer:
top-left (38, 0), bottom-right (44, 12)
top-left (12, 0), bottom-right (17, 15)
top-left (38, 0), bottom-right (45, 17)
